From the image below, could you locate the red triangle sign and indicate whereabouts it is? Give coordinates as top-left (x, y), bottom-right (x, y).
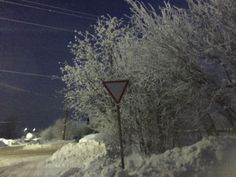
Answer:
top-left (103, 80), bottom-right (129, 104)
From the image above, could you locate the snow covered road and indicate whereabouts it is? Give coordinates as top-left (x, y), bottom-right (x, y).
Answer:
top-left (0, 144), bottom-right (63, 177)
top-left (0, 155), bottom-right (49, 177)
top-left (1, 136), bottom-right (236, 177)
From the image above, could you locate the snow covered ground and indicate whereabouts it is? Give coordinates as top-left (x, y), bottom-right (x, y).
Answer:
top-left (1, 135), bottom-right (236, 177)
top-left (22, 143), bottom-right (55, 150)
top-left (0, 138), bottom-right (22, 147)
top-left (40, 135), bottom-right (236, 177)
top-left (30, 134), bottom-right (108, 177)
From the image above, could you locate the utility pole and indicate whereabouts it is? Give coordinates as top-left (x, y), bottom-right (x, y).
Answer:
top-left (62, 109), bottom-right (69, 140)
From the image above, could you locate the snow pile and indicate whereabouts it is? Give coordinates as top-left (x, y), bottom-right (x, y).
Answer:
top-left (32, 134), bottom-right (107, 177)
top-left (74, 136), bottom-right (236, 177)
top-left (30, 135), bottom-right (236, 177)
top-left (46, 134), bottom-right (107, 169)
top-left (22, 143), bottom-right (54, 150)
top-left (0, 138), bottom-right (20, 146)
top-left (79, 134), bottom-right (100, 143)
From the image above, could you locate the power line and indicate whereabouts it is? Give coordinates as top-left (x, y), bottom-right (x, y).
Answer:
top-left (0, 121), bottom-right (22, 124)
top-left (18, 0), bottom-right (98, 18)
top-left (0, 17), bottom-right (74, 32)
top-left (0, 82), bottom-right (63, 98)
top-left (0, 68), bottom-right (60, 79)
top-left (0, 82), bottom-right (43, 96)
top-left (0, 0), bottom-right (97, 21)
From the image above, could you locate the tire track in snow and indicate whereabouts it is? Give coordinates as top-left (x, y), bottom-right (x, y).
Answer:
top-left (0, 156), bottom-right (49, 177)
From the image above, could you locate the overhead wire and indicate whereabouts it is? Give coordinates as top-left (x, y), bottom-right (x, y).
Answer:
top-left (0, 82), bottom-right (43, 96)
top-left (17, 0), bottom-right (98, 18)
top-left (0, 0), bottom-right (98, 32)
top-left (0, 69), bottom-right (64, 97)
top-left (0, 68), bottom-right (60, 79)
top-left (0, 1), bottom-right (85, 99)
top-left (0, 121), bottom-right (22, 124)
top-left (0, 82), bottom-right (63, 98)
top-left (0, 16), bottom-right (74, 32)
top-left (0, 0), bottom-right (97, 21)
top-left (0, 2), bottom-right (71, 119)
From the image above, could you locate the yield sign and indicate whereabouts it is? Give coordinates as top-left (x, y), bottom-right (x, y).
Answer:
top-left (103, 80), bottom-right (129, 104)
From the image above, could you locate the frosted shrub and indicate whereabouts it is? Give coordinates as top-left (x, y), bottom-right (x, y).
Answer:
top-left (40, 119), bottom-right (93, 140)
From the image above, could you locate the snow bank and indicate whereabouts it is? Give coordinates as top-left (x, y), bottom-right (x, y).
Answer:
top-left (0, 138), bottom-right (20, 146)
top-left (31, 135), bottom-right (236, 177)
top-left (79, 134), bottom-right (100, 143)
top-left (46, 134), bottom-right (107, 169)
top-left (22, 144), bottom-right (54, 150)
top-left (74, 136), bottom-right (236, 177)
top-left (30, 134), bottom-right (107, 177)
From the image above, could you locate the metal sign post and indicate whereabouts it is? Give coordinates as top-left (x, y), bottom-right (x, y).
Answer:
top-left (116, 104), bottom-right (125, 169)
top-left (103, 80), bottom-right (129, 169)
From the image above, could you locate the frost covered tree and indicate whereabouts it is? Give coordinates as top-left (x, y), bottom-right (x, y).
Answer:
top-left (61, 0), bottom-right (236, 154)
top-left (61, 16), bottom-right (130, 143)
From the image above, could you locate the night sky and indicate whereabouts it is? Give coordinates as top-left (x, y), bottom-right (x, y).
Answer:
top-left (0, 0), bottom-right (187, 134)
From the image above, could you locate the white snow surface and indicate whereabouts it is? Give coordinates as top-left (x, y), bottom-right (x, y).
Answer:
top-left (27, 134), bottom-right (107, 177)
top-left (19, 135), bottom-right (236, 177)
top-left (57, 136), bottom-right (236, 177)
top-left (22, 143), bottom-right (54, 150)
top-left (2, 135), bottom-right (236, 177)
top-left (46, 134), bottom-right (107, 169)
top-left (79, 134), bottom-right (101, 143)
top-left (0, 138), bottom-right (20, 146)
